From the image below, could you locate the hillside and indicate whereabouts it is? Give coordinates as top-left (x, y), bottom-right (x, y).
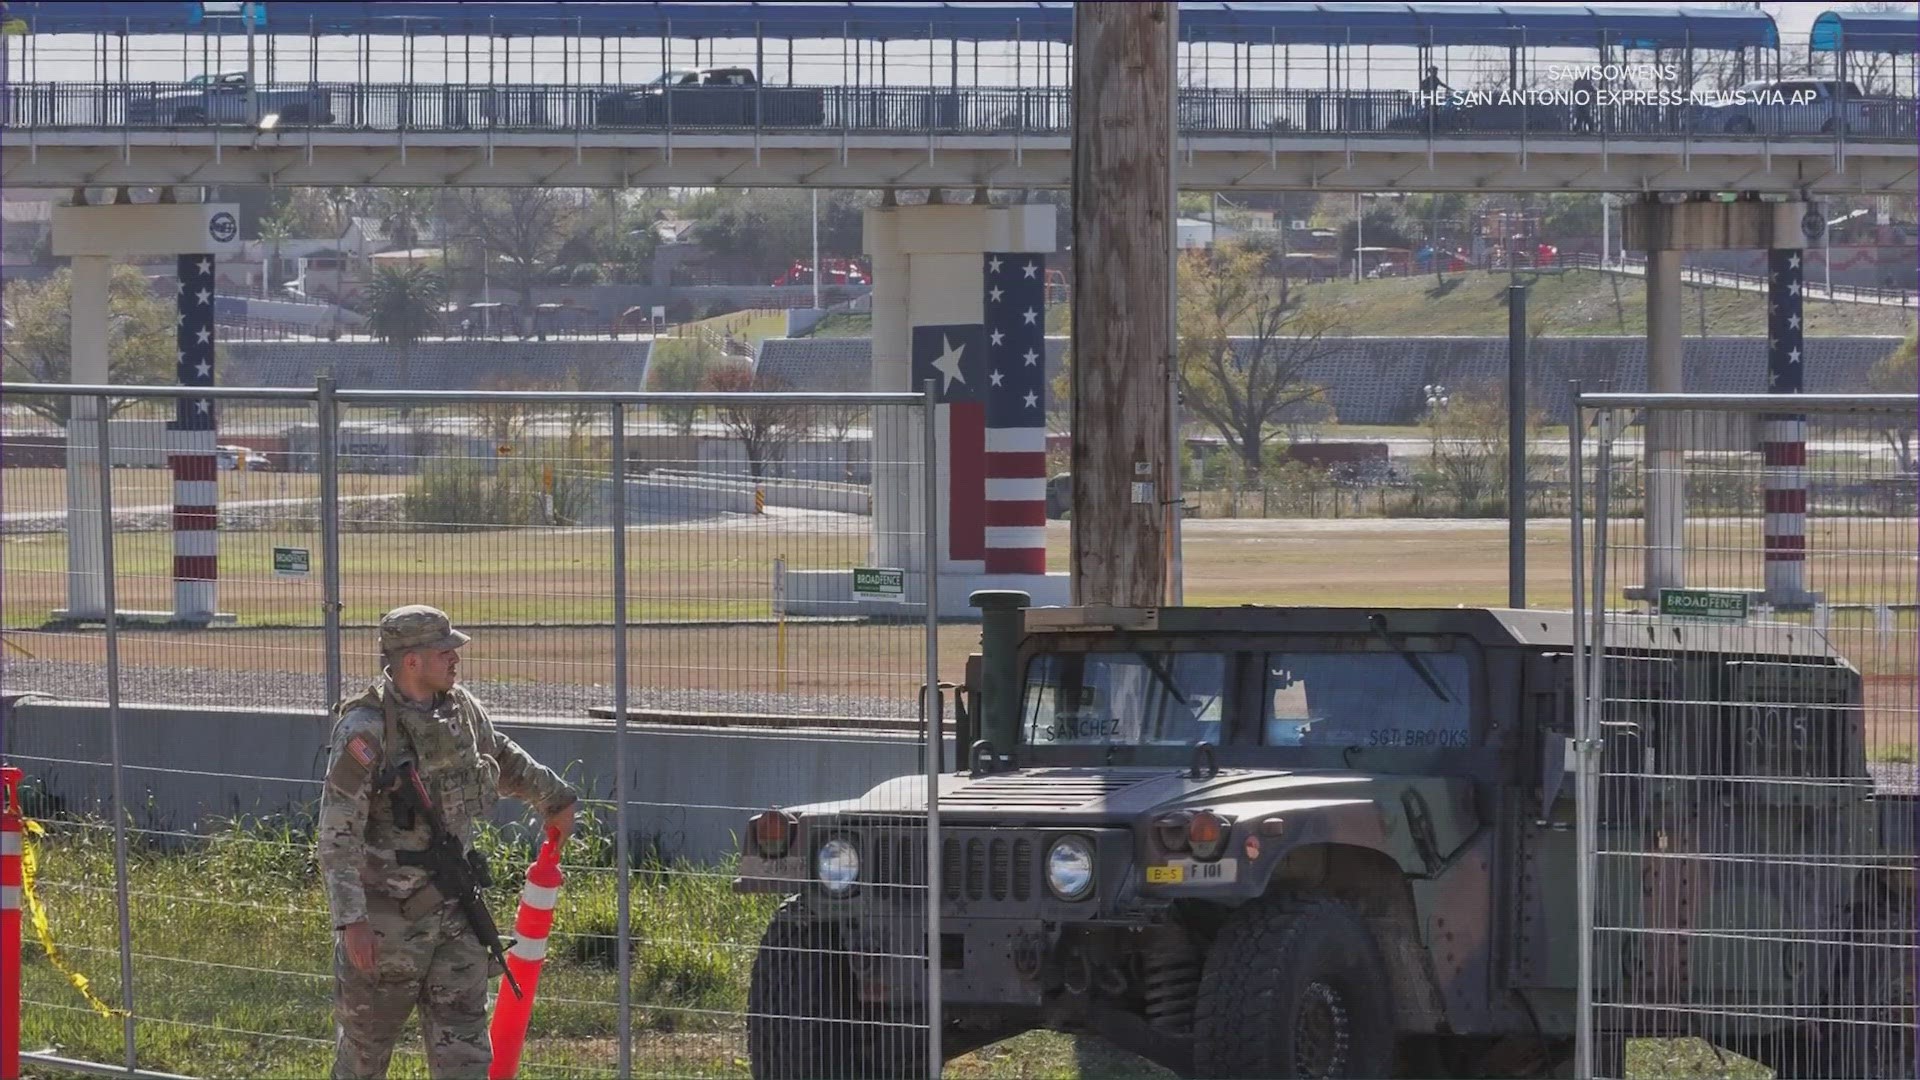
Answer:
top-left (803, 268), bottom-right (1916, 340)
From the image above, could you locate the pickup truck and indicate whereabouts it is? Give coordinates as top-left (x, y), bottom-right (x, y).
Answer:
top-left (126, 71), bottom-right (334, 126)
top-left (593, 67), bottom-right (825, 128)
top-left (1694, 78), bottom-right (1907, 137)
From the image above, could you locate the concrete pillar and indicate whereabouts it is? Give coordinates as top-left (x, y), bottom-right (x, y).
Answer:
top-left (62, 255), bottom-right (111, 619)
top-left (865, 209), bottom-right (920, 571)
top-left (1622, 197), bottom-right (1812, 603)
top-left (1644, 247), bottom-right (1687, 595)
top-left (1762, 247), bottom-right (1814, 607)
top-left (861, 202), bottom-right (1056, 580)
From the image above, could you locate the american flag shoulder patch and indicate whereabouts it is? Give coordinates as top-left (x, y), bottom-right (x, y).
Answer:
top-left (345, 735), bottom-right (378, 768)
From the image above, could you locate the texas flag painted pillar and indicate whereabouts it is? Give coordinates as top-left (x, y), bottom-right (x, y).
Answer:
top-left (171, 253), bottom-right (219, 623)
top-left (1762, 247), bottom-right (1811, 607)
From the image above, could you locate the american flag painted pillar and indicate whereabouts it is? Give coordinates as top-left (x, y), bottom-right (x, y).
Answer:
top-left (1762, 247), bottom-right (1809, 604)
top-left (982, 253), bottom-right (1048, 574)
top-left (171, 253), bottom-right (219, 622)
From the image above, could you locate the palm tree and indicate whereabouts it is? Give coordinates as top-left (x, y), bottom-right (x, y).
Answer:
top-left (374, 188), bottom-right (436, 261)
top-left (365, 263), bottom-right (446, 401)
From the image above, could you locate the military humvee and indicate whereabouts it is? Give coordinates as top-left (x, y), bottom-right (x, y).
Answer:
top-left (733, 595), bottom-right (1914, 1079)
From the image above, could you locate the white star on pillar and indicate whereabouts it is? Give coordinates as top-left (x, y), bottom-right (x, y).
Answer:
top-left (990, 369), bottom-right (1005, 387)
top-left (1022, 307), bottom-right (1038, 325)
top-left (195, 398), bottom-right (210, 413)
top-left (177, 281), bottom-right (185, 295)
top-left (1022, 261), bottom-right (1039, 279)
top-left (987, 256), bottom-right (1003, 274)
top-left (195, 288), bottom-right (212, 305)
top-left (1769, 337), bottom-right (1778, 350)
top-left (177, 350), bottom-right (187, 366)
top-left (1788, 280), bottom-right (1800, 296)
top-left (1023, 348), bottom-right (1039, 366)
top-left (989, 329), bottom-right (1005, 347)
top-left (195, 327), bottom-right (211, 345)
top-left (1787, 347), bottom-right (1801, 364)
top-left (931, 335), bottom-right (967, 392)
top-left (1787, 254), bottom-right (1800, 269)
top-left (1768, 370), bottom-right (1780, 388)
top-left (1788, 314), bottom-right (1801, 330)
top-left (988, 286), bottom-right (1004, 303)
top-left (195, 257), bottom-right (212, 276)
top-left (194, 359), bottom-right (211, 378)
top-left (1022, 390), bottom-right (1039, 409)
top-left (177, 312), bottom-right (187, 327)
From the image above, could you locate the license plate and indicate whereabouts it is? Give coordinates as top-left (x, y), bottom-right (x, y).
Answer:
top-left (1147, 859), bottom-right (1237, 885)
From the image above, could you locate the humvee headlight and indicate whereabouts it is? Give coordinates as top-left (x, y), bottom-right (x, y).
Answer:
top-left (1045, 836), bottom-right (1096, 901)
top-left (1153, 812), bottom-right (1193, 854)
top-left (816, 838), bottom-right (860, 895)
top-left (1187, 811), bottom-right (1233, 862)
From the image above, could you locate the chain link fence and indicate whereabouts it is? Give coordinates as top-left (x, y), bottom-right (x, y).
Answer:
top-left (1573, 392), bottom-right (1917, 1079)
top-left (2, 382), bottom-right (944, 1079)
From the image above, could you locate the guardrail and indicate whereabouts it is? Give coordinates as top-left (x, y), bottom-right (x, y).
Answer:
top-left (1560, 250), bottom-right (1918, 306)
top-left (4, 81), bottom-right (1916, 142)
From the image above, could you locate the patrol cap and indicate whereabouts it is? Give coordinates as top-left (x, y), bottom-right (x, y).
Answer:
top-left (379, 605), bottom-right (471, 653)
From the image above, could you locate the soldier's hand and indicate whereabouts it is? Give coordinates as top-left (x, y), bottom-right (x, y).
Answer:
top-left (342, 920), bottom-right (377, 974)
top-left (545, 803), bottom-right (575, 848)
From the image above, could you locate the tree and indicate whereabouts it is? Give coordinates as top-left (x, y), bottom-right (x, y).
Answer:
top-left (365, 264), bottom-right (446, 394)
top-left (683, 189), bottom-right (874, 265)
top-left (1868, 334), bottom-right (1917, 472)
top-left (1420, 381), bottom-right (1546, 516)
top-left (449, 188), bottom-right (577, 334)
top-left (702, 364), bottom-right (813, 479)
top-left (370, 188), bottom-right (436, 256)
top-left (1177, 243), bottom-right (1342, 476)
top-left (0, 266), bottom-right (175, 423)
top-left (646, 340), bottom-right (722, 435)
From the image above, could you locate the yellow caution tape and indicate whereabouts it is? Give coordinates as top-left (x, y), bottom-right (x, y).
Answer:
top-left (20, 818), bottom-right (126, 1018)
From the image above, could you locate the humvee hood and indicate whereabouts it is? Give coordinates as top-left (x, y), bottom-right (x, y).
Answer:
top-left (790, 767), bottom-right (1413, 824)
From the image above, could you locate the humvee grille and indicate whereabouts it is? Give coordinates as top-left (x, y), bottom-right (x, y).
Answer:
top-left (939, 769), bottom-right (1151, 809)
top-left (947, 835), bottom-right (1036, 902)
top-left (850, 828), bottom-right (1039, 903)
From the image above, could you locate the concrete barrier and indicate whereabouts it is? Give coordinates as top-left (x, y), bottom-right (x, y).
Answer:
top-left (0, 697), bottom-right (947, 864)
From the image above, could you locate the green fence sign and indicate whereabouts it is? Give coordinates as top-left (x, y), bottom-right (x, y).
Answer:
top-left (852, 567), bottom-right (905, 602)
top-left (273, 547), bottom-right (311, 578)
top-left (1658, 588), bottom-right (1748, 622)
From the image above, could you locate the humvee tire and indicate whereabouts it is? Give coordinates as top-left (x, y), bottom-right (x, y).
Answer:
top-left (745, 898), bottom-right (925, 1080)
top-left (1192, 897), bottom-right (1397, 1079)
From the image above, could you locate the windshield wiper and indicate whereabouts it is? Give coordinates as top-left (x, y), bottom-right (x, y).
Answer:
top-left (1367, 612), bottom-right (1451, 703)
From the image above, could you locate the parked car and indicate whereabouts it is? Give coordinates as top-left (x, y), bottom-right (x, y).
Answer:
top-left (1694, 78), bottom-right (1891, 136)
top-left (127, 71), bottom-right (334, 126)
top-left (593, 67), bottom-right (825, 127)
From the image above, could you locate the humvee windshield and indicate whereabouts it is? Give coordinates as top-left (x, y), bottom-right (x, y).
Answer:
top-left (1023, 651), bottom-right (1224, 747)
top-left (1264, 651), bottom-right (1471, 748)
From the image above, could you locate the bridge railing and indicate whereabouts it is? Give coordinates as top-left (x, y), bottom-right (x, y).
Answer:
top-left (4, 81), bottom-right (1916, 142)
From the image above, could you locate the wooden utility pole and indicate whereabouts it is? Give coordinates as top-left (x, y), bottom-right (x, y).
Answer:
top-left (1069, 1), bottom-right (1174, 607)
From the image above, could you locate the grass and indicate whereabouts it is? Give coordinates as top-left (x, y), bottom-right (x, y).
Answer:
top-left (798, 269), bottom-right (1918, 340)
top-left (15, 814), bottom-right (1791, 1080)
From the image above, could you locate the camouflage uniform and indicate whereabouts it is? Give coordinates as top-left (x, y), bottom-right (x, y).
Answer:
top-left (319, 606), bottom-right (577, 1080)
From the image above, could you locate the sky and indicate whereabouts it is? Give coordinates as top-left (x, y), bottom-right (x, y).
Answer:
top-left (3, 2), bottom-right (1913, 91)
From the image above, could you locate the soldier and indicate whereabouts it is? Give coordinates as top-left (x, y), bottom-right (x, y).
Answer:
top-left (319, 605), bottom-right (578, 1079)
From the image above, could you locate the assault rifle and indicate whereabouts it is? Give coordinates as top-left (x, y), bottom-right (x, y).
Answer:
top-left (382, 761), bottom-right (524, 999)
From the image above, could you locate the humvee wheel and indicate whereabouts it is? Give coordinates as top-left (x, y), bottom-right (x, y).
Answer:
top-left (746, 898), bottom-right (925, 1080)
top-left (1193, 897), bottom-right (1397, 1078)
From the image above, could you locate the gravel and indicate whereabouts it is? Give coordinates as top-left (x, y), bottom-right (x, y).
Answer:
top-left (0, 658), bottom-right (917, 720)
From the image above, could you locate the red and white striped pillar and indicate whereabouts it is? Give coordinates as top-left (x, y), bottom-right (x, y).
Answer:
top-left (982, 252), bottom-right (1049, 575)
top-left (1762, 246), bottom-right (1813, 607)
top-left (3, 765), bottom-right (24, 1080)
top-left (171, 253), bottom-right (219, 623)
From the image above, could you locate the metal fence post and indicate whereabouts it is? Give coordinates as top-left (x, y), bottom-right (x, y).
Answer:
top-left (93, 393), bottom-right (136, 1073)
top-left (1569, 386), bottom-right (1593, 1080)
top-left (609, 402), bottom-right (633, 1079)
top-left (920, 381), bottom-right (943, 1080)
top-left (1507, 282), bottom-right (1528, 608)
top-left (316, 376), bottom-right (343, 707)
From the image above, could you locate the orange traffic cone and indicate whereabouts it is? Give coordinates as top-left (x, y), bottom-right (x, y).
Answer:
top-left (488, 826), bottom-right (565, 1079)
